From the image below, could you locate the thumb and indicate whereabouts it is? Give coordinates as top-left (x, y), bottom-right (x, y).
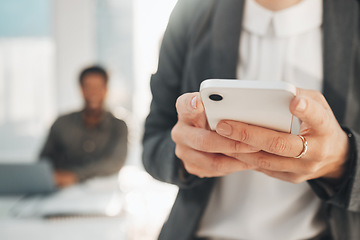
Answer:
top-left (290, 96), bottom-right (330, 134)
top-left (175, 92), bottom-right (206, 126)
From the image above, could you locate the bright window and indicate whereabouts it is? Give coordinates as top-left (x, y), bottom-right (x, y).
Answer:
top-left (0, 0), bottom-right (55, 162)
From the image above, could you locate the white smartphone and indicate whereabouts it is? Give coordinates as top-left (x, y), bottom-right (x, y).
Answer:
top-left (199, 79), bottom-right (297, 133)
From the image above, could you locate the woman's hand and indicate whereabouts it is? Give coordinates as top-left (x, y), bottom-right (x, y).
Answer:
top-left (215, 88), bottom-right (349, 183)
top-left (171, 92), bottom-right (259, 178)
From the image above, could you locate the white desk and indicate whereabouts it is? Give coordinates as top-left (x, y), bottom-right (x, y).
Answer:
top-left (0, 166), bottom-right (177, 240)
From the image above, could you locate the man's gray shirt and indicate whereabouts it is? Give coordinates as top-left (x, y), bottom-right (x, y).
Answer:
top-left (41, 111), bottom-right (128, 181)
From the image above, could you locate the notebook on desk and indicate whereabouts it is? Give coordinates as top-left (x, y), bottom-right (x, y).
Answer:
top-left (9, 176), bottom-right (122, 218)
top-left (0, 161), bottom-right (56, 195)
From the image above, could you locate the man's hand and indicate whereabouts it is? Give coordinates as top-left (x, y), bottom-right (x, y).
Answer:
top-left (215, 89), bottom-right (349, 183)
top-left (171, 92), bottom-right (259, 178)
top-left (54, 170), bottom-right (78, 187)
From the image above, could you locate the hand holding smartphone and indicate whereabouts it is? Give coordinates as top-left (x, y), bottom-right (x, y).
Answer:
top-left (200, 79), bottom-right (297, 133)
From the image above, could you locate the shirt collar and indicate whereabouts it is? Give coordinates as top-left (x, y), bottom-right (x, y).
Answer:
top-left (79, 110), bottom-right (110, 130)
top-left (243, 0), bottom-right (323, 37)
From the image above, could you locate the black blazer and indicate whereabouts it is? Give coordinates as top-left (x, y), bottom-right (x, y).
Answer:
top-left (143, 0), bottom-right (360, 239)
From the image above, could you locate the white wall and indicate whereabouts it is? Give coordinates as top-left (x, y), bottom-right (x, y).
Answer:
top-left (133, 0), bottom-right (177, 122)
top-left (54, 0), bottom-right (97, 114)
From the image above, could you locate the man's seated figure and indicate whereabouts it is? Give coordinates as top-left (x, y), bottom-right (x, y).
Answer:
top-left (40, 66), bottom-right (128, 187)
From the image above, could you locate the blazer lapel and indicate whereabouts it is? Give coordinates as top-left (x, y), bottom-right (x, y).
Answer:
top-left (212, 0), bottom-right (245, 79)
top-left (323, 0), bottom-right (358, 124)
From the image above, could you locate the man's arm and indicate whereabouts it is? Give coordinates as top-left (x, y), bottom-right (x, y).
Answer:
top-left (40, 119), bottom-right (79, 187)
top-left (39, 119), bottom-right (63, 165)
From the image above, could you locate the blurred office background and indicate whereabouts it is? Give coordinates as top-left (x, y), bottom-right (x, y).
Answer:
top-left (0, 0), bottom-right (178, 239)
top-left (0, 0), bottom-right (177, 163)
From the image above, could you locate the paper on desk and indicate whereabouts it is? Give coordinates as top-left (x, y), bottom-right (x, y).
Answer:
top-left (39, 186), bottom-right (123, 218)
top-left (12, 176), bottom-right (123, 218)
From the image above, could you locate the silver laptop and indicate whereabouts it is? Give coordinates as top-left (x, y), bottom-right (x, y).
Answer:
top-left (0, 161), bottom-right (57, 195)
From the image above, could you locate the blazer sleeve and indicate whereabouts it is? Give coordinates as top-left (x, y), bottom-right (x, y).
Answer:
top-left (142, 0), bottom-right (209, 189)
top-left (309, 37), bottom-right (360, 212)
top-left (308, 127), bottom-right (358, 211)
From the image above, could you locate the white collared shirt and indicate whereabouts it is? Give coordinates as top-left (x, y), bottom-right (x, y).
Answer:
top-left (197, 0), bottom-right (325, 239)
top-left (239, 0), bottom-right (323, 90)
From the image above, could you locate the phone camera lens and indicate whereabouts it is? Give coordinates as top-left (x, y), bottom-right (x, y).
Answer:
top-left (209, 94), bottom-right (223, 101)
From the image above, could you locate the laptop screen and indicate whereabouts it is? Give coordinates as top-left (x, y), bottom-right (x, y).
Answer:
top-left (0, 161), bottom-right (56, 195)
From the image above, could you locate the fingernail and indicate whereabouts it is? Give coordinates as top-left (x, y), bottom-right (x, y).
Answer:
top-left (296, 97), bottom-right (306, 112)
top-left (191, 96), bottom-right (197, 109)
top-left (217, 122), bottom-right (232, 136)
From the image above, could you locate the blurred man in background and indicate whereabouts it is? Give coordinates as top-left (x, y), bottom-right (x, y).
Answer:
top-left (40, 66), bottom-right (128, 187)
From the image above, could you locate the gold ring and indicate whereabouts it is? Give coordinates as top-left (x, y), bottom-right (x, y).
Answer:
top-left (294, 135), bottom-right (308, 159)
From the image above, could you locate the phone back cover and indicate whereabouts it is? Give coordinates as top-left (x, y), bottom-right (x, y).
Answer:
top-left (201, 86), bottom-right (294, 133)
